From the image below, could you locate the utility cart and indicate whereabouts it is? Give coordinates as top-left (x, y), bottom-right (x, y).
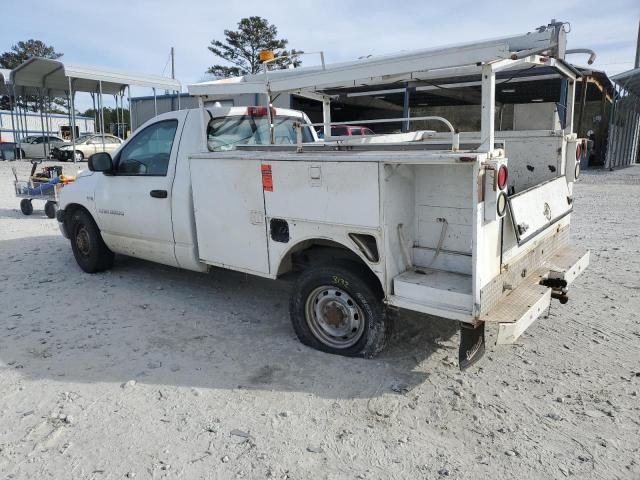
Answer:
top-left (12, 160), bottom-right (71, 218)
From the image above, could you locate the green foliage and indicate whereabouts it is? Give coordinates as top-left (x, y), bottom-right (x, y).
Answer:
top-left (207, 16), bottom-right (302, 78)
top-left (1, 39), bottom-right (64, 113)
top-left (81, 107), bottom-right (130, 132)
top-left (0, 39), bottom-right (62, 69)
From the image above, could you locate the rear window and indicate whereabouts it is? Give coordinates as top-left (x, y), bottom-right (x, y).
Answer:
top-left (331, 126), bottom-right (349, 136)
top-left (207, 115), bottom-right (314, 151)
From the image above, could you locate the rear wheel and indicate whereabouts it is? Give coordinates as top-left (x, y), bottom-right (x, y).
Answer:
top-left (68, 209), bottom-right (114, 273)
top-left (289, 260), bottom-right (392, 358)
top-left (44, 201), bottom-right (57, 219)
top-left (20, 199), bottom-right (33, 215)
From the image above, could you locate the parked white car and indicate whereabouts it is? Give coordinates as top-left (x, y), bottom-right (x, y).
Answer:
top-left (17, 135), bottom-right (65, 159)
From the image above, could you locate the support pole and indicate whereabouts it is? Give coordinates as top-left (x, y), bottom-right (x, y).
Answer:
top-left (99, 80), bottom-right (106, 152)
top-left (12, 87), bottom-right (23, 158)
top-left (479, 63), bottom-right (496, 153)
top-left (171, 46), bottom-right (175, 111)
top-left (114, 94), bottom-right (120, 137)
top-left (401, 86), bottom-right (412, 132)
top-left (38, 91), bottom-right (46, 158)
top-left (45, 93), bottom-right (53, 157)
top-left (8, 93), bottom-right (16, 144)
top-left (68, 77), bottom-right (77, 163)
top-left (127, 85), bottom-right (132, 137)
top-left (577, 75), bottom-right (589, 136)
top-left (91, 93), bottom-right (98, 133)
top-left (153, 87), bottom-right (157, 116)
top-left (322, 97), bottom-right (331, 138)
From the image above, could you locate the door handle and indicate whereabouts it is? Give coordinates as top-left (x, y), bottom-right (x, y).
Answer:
top-left (150, 190), bottom-right (168, 198)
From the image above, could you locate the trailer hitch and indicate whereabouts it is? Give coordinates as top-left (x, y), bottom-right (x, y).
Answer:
top-left (459, 322), bottom-right (485, 370)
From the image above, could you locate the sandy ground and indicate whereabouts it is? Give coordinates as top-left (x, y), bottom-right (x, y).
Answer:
top-left (0, 160), bottom-right (639, 480)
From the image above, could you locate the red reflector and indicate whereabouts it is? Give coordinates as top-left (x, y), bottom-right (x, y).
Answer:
top-left (497, 165), bottom-right (508, 190)
top-left (247, 106), bottom-right (277, 117)
top-left (575, 143), bottom-right (582, 161)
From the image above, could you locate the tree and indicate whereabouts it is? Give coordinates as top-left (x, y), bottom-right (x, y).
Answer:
top-left (82, 107), bottom-right (130, 135)
top-left (0, 39), bottom-right (62, 69)
top-left (207, 16), bottom-right (302, 78)
top-left (1, 40), bottom-right (64, 113)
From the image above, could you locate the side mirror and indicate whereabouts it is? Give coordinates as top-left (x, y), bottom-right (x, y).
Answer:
top-left (88, 152), bottom-right (113, 173)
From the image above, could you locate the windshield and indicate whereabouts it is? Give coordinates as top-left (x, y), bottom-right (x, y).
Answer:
top-left (207, 115), bottom-right (315, 151)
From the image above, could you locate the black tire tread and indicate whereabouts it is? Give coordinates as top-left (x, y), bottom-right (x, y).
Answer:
top-left (289, 259), bottom-right (392, 358)
top-left (68, 209), bottom-right (114, 273)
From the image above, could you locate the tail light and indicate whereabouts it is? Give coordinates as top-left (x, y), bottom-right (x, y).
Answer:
top-left (484, 162), bottom-right (509, 221)
top-left (247, 106), bottom-right (277, 117)
top-left (497, 165), bottom-right (508, 190)
top-left (575, 143), bottom-right (582, 162)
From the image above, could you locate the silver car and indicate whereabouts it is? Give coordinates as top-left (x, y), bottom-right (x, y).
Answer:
top-left (17, 135), bottom-right (66, 159)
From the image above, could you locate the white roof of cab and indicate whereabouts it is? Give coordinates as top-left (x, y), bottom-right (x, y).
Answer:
top-left (9, 57), bottom-right (181, 97)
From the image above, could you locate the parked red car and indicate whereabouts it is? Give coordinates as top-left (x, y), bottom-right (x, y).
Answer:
top-left (330, 125), bottom-right (375, 136)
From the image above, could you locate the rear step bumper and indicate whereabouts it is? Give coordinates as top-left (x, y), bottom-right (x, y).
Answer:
top-left (481, 244), bottom-right (589, 344)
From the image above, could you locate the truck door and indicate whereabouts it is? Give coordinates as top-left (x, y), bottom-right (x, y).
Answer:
top-left (94, 114), bottom-right (184, 267)
top-left (190, 158), bottom-right (270, 275)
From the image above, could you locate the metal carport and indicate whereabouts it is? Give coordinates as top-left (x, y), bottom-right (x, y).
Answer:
top-left (605, 68), bottom-right (640, 169)
top-left (8, 57), bottom-right (181, 161)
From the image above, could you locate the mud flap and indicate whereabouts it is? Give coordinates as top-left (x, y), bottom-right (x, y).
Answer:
top-left (458, 322), bottom-right (485, 370)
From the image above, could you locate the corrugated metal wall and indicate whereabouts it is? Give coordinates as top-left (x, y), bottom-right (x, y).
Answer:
top-left (0, 110), bottom-right (94, 142)
top-left (605, 87), bottom-right (640, 169)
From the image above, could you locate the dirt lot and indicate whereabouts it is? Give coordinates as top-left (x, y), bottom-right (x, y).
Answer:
top-left (0, 160), bottom-right (639, 480)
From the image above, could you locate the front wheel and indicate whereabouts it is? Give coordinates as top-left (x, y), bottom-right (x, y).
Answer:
top-left (73, 150), bottom-right (84, 162)
top-left (68, 209), bottom-right (114, 273)
top-left (289, 261), bottom-right (392, 358)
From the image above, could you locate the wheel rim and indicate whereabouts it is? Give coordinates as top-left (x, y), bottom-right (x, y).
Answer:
top-left (74, 151), bottom-right (82, 162)
top-left (75, 225), bottom-right (91, 256)
top-left (304, 285), bottom-right (365, 349)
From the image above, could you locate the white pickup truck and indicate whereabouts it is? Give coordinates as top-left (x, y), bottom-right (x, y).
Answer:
top-left (58, 23), bottom-right (590, 368)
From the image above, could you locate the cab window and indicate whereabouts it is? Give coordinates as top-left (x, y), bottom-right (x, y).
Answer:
top-left (116, 120), bottom-right (178, 175)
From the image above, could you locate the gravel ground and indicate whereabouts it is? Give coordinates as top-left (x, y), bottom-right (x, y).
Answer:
top-left (0, 160), bottom-right (639, 480)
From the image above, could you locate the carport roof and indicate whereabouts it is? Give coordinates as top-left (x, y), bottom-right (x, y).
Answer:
top-left (9, 57), bottom-right (181, 97)
top-left (612, 67), bottom-right (640, 98)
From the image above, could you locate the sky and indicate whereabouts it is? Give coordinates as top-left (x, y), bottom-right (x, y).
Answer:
top-left (1, 0), bottom-right (639, 111)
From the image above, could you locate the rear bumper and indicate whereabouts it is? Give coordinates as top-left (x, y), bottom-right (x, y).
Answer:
top-left (481, 243), bottom-right (589, 344)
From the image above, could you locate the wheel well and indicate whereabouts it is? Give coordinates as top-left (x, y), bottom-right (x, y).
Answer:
top-left (278, 239), bottom-right (384, 298)
top-left (63, 203), bottom-right (93, 230)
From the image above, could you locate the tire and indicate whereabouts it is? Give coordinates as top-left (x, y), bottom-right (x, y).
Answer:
top-left (289, 260), bottom-right (392, 358)
top-left (68, 209), bottom-right (114, 273)
top-left (44, 201), bottom-right (57, 219)
top-left (73, 150), bottom-right (84, 162)
top-left (20, 199), bottom-right (33, 215)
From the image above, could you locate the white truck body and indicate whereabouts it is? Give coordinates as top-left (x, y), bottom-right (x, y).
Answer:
top-left (58, 22), bottom-right (590, 367)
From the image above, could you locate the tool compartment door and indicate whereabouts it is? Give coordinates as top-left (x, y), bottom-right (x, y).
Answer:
top-left (190, 157), bottom-right (269, 274)
top-left (507, 176), bottom-right (572, 245)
